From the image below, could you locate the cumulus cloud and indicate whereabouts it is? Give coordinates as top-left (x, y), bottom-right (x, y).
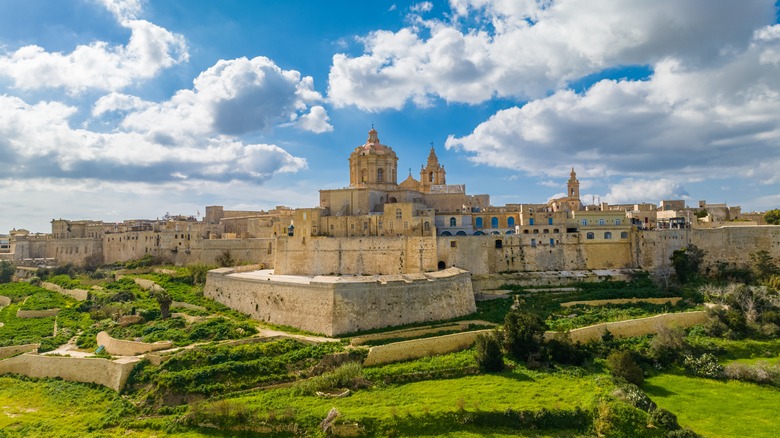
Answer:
top-left (108, 56), bottom-right (329, 138)
top-left (0, 94), bottom-right (306, 184)
top-left (410, 2), bottom-right (433, 13)
top-left (601, 179), bottom-right (690, 205)
top-left (328, 0), bottom-right (773, 110)
top-left (445, 25), bottom-right (780, 182)
top-left (0, 1), bottom-right (187, 93)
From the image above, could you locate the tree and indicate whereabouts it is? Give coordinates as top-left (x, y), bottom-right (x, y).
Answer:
top-left (750, 250), bottom-right (779, 282)
top-left (475, 331), bottom-right (504, 372)
top-left (215, 250), bottom-right (235, 267)
top-left (606, 350), bottom-right (644, 385)
top-left (502, 311), bottom-right (547, 361)
top-left (0, 260), bottom-right (14, 283)
top-left (670, 244), bottom-right (704, 284)
top-left (764, 209), bottom-right (780, 225)
top-left (150, 289), bottom-right (173, 319)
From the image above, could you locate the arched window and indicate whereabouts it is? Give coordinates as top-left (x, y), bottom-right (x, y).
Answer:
top-left (491, 217), bottom-right (499, 228)
top-left (456, 231), bottom-right (467, 236)
top-left (396, 208), bottom-right (402, 219)
top-left (361, 169), bottom-right (367, 182)
top-left (441, 231), bottom-right (452, 236)
top-left (543, 229), bottom-right (549, 234)
top-left (475, 217), bottom-right (483, 228)
top-left (604, 232), bottom-right (612, 239)
top-left (377, 168), bottom-right (384, 182)
top-left (586, 232), bottom-right (594, 240)
top-left (523, 230), bottom-right (529, 234)
top-left (438, 261), bottom-right (446, 270)
top-left (620, 231), bottom-right (628, 239)
top-left (474, 231), bottom-right (485, 235)
top-left (449, 217), bottom-right (457, 227)
top-left (507, 217), bottom-right (515, 227)
top-left (553, 228), bottom-right (560, 233)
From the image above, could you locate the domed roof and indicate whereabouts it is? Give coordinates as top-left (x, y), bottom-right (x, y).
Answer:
top-left (353, 127), bottom-right (396, 157)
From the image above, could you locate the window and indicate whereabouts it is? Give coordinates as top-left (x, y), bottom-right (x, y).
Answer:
top-left (491, 217), bottom-right (499, 228)
top-left (450, 217), bottom-right (457, 227)
top-left (550, 238), bottom-right (555, 247)
top-left (615, 219), bottom-right (621, 225)
top-left (495, 239), bottom-right (503, 249)
top-left (396, 208), bottom-right (402, 219)
top-left (598, 219), bottom-right (606, 226)
top-left (586, 232), bottom-right (594, 240)
top-left (429, 172), bottom-right (434, 182)
top-left (581, 219), bottom-right (588, 226)
top-left (377, 168), bottom-right (384, 182)
top-left (456, 230), bottom-right (467, 236)
top-left (523, 230), bottom-right (529, 234)
top-left (424, 221), bottom-right (430, 232)
top-left (403, 221), bottom-right (408, 229)
top-left (604, 232), bottom-right (612, 239)
top-left (475, 217), bottom-right (483, 228)
top-left (548, 217), bottom-right (553, 225)
top-left (361, 169), bottom-right (367, 182)
top-left (441, 231), bottom-right (452, 236)
top-left (531, 239), bottom-right (536, 248)
top-left (553, 228), bottom-right (559, 233)
top-left (543, 229), bottom-right (549, 234)
top-left (507, 217), bottom-right (515, 227)
top-left (529, 218), bottom-right (535, 226)
top-left (620, 231), bottom-right (628, 239)
top-left (451, 241), bottom-right (457, 248)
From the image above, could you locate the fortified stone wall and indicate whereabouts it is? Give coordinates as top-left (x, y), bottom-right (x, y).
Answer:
top-left (274, 236), bottom-right (437, 275)
top-left (205, 267), bottom-right (475, 336)
top-left (0, 353), bottom-right (140, 391)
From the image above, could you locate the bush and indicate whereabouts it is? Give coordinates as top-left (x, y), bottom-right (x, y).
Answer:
top-left (724, 361), bottom-right (780, 385)
top-left (613, 382), bottom-right (656, 412)
top-left (606, 350), bottom-right (644, 385)
top-left (188, 264), bottom-right (214, 285)
top-left (475, 331), bottom-right (504, 372)
top-left (649, 408), bottom-right (680, 431)
top-left (291, 362), bottom-right (365, 395)
top-left (683, 353), bottom-right (724, 379)
top-left (0, 260), bottom-right (14, 283)
top-left (667, 429), bottom-right (702, 438)
top-left (502, 311), bottom-right (547, 361)
top-left (544, 335), bottom-right (587, 366)
top-left (649, 325), bottom-right (688, 366)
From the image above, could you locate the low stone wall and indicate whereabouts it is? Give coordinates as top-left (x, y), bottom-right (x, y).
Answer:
top-left (546, 311), bottom-right (708, 344)
top-left (0, 344), bottom-right (39, 360)
top-left (0, 295), bottom-right (10, 307)
top-left (351, 321), bottom-right (496, 346)
top-left (97, 331), bottom-right (173, 356)
top-left (0, 353), bottom-right (141, 391)
top-left (363, 329), bottom-right (493, 366)
top-left (16, 308), bottom-right (60, 318)
top-left (41, 282), bottom-right (89, 301)
top-left (560, 297), bottom-right (682, 307)
top-left (471, 269), bottom-right (638, 292)
top-left (171, 301), bottom-right (206, 311)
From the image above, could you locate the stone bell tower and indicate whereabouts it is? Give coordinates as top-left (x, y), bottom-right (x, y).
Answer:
top-left (419, 144), bottom-right (446, 193)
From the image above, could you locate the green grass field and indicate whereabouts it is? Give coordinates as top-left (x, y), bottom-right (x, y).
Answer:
top-left (645, 373), bottom-right (780, 438)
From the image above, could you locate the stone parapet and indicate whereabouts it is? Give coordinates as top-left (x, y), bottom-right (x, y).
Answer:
top-left (363, 329), bottom-right (493, 366)
top-left (545, 311), bottom-right (708, 344)
top-left (96, 331), bottom-right (173, 356)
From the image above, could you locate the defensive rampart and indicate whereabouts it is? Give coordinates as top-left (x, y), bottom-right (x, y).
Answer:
top-left (363, 329), bottom-right (493, 366)
top-left (0, 353), bottom-right (140, 391)
top-left (0, 343), bottom-right (39, 360)
top-left (41, 281), bottom-right (89, 301)
top-left (205, 267), bottom-right (476, 336)
top-left (96, 331), bottom-right (174, 356)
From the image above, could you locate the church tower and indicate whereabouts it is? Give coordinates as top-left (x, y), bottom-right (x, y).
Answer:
top-left (348, 127), bottom-right (399, 190)
top-left (419, 144), bottom-right (446, 193)
top-left (567, 167), bottom-right (580, 199)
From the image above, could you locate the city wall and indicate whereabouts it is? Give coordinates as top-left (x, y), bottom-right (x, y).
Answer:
top-left (205, 267), bottom-right (476, 336)
top-left (0, 353), bottom-right (140, 391)
top-left (274, 236), bottom-right (438, 275)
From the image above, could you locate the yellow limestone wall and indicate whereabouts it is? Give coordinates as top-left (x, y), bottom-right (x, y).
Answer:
top-left (0, 353), bottom-right (141, 392)
top-left (204, 267), bottom-right (476, 336)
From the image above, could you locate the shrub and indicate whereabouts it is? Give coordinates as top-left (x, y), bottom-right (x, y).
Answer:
top-left (188, 264), bottom-right (214, 285)
top-left (594, 400), bottom-right (649, 438)
top-left (724, 361), bottom-right (780, 385)
top-left (606, 350), bottom-right (644, 385)
top-left (502, 310), bottom-right (547, 361)
top-left (475, 331), bottom-right (504, 372)
top-left (291, 362), bottom-right (365, 395)
top-left (649, 408), bottom-right (680, 431)
top-left (0, 260), bottom-right (14, 283)
top-left (544, 335), bottom-right (587, 366)
top-left (613, 382), bottom-right (656, 412)
top-left (683, 353), bottom-right (724, 379)
top-left (649, 325), bottom-right (688, 365)
top-left (667, 429), bottom-right (702, 438)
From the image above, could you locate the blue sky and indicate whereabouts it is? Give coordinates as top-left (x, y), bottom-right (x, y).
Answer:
top-left (1, 0), bottom-right (780, 233)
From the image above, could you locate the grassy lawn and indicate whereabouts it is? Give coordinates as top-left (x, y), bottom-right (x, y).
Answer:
top-left (228, 369), bottom-right (607, 428)
top-left (645, 373), bottom-right (780, 438)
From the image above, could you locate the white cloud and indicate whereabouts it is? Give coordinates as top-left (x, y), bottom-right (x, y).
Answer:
top-left (328, 0), bottom-right (773, 110)
top-left (410, 2), bottom-right (433, 13)
top-left (296, 106), bottom-right (334, 133)
top-left (113, 56), bottom-right (328, 138)
top-left (0, 2), bottom-right (187, 94)
top-left (601, 179), bottom-right (689, 205)
top-left (445, 25), bottom-right (780, 181)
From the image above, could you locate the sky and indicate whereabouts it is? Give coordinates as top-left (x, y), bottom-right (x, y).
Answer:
top-left (1, 0), bottom-right (780, 233)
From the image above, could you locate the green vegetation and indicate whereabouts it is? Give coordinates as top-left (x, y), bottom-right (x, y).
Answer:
top-left (0, 260), bottom-right (14, 284)
top-left (646, 373), bottom-right (780, 438)
top-left (764, 208), bottom-right (780, 225)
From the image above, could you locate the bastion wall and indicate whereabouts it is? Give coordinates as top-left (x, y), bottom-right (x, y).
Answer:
top-left (204, 267), bottom-right (475, 336)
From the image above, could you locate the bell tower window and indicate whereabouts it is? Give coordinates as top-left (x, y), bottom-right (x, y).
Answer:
top-left (377, 168), bottom-right (384, 182)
